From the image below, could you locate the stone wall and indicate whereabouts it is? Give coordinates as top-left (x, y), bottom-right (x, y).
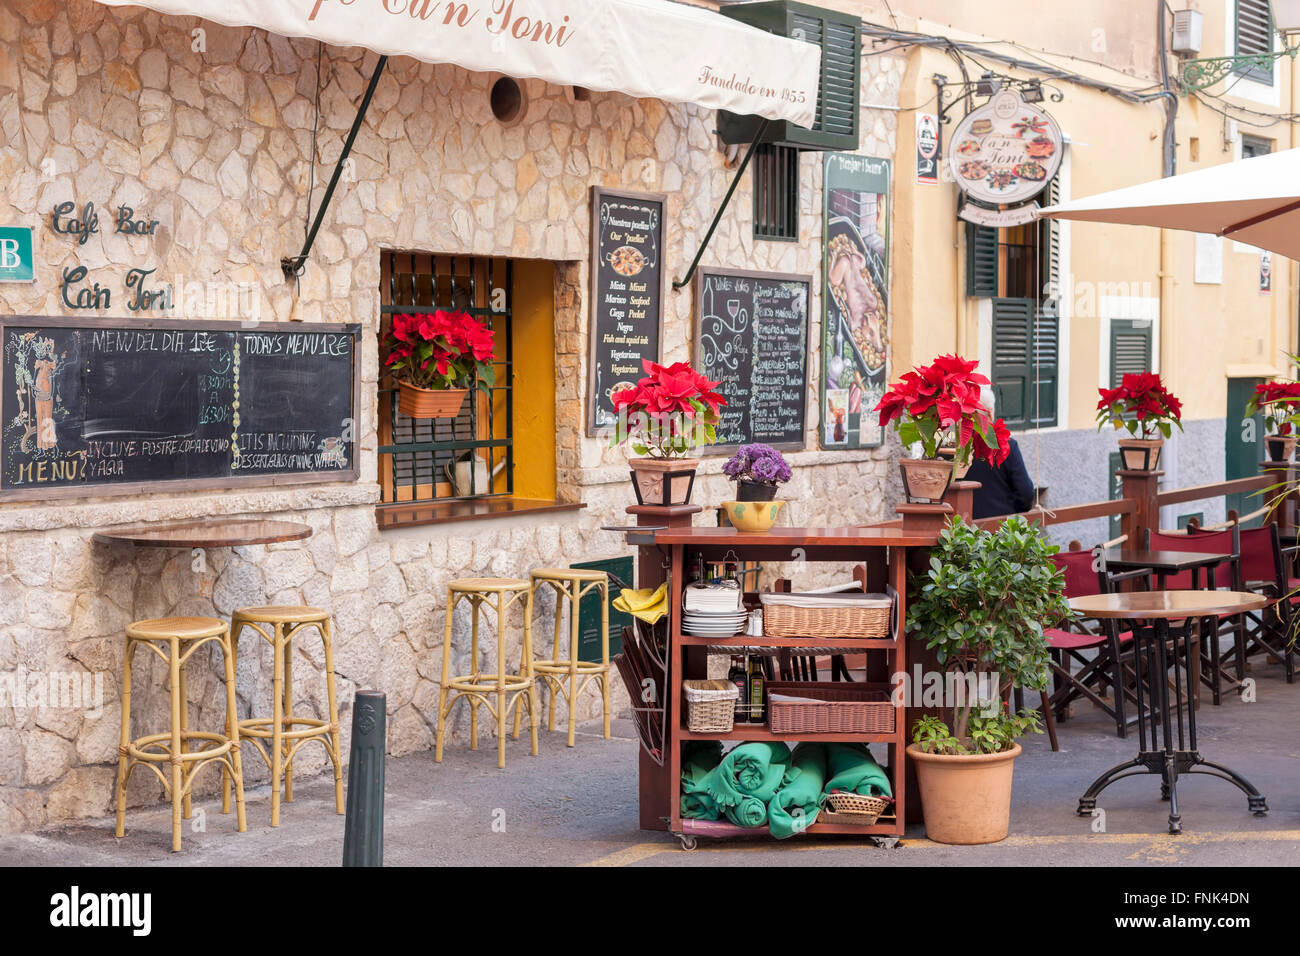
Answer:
top-left (0, 0), bottom-right (901, 833)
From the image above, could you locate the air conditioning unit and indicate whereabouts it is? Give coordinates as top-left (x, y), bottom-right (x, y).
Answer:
top-left (1171, 9), bottom-right (1203, 55)
top-left (716, 1), bottom-right (861, 152)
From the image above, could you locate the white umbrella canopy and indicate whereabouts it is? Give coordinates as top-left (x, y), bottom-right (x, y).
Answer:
top-left (1038, 147), bottom-right (1300, 260)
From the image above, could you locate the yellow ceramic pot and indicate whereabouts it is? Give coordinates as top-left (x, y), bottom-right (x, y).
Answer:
top-left (720, 499), bottom-right (785, 533)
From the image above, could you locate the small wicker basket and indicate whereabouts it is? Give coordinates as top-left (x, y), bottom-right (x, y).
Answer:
top-left (824, 791), bottom-right (891, 824)
top-left (684, 680), bottom-right (738, 733)
top-left (762, 598), bottom-right (892, 639)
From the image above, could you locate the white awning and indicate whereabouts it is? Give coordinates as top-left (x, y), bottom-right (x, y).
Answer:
top-left (92, 0), bottom-right (822, 127)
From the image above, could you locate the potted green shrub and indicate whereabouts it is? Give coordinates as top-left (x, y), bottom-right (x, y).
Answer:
top-left (905, 515), bottom-right (1069, 845)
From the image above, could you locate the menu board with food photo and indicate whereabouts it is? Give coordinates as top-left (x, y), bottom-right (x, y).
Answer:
top-left (587, 186), bottom-right (665, 435)
top-left (945, 88), bottom-right (1062, 207)
top-left (821, 153), bottom-right (892, 449)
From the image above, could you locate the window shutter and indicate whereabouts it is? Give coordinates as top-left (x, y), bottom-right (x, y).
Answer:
top-left (1234, 0), bottom-right (1274, 84)
top-left (966, 222), bottom-right (999, 297)
top-left (1031, 305), bottom-right (1059, 427)
top-left (992, 297), bottom-right (1035, 428)
top-left (1039, 175), bottom-right (1061, 303)
top-left (1109, 318), bottom-right (1153, 388)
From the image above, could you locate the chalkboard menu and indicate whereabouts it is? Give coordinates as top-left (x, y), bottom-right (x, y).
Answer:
top-left (694, 268), bottom-right (811, 452)
top-left (587, 186), bottom-right (665, 435)
top-left (1, 317), bottom-right (359, 499)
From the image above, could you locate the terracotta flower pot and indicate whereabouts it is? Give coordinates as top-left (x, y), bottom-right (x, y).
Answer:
top-left (907, 741), bottom-right (1021, 845)
top-left (1117, 437), bottom-right (1163, 472)
top-left (899, 457), bottom-right (956, 503)
top-left (1266, 434), bottom-right (1297, 463)
top-left (397, 382), bottom-right (468, 419)
top-left (937, 446), bottom-right (972, 480)
top-left (628, 457), bottom-right (699, 506)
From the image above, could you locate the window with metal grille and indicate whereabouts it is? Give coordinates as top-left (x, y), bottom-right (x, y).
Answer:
top-left (377, 253), bottom-right (513, 525)
top-left (1234, 0), bottom-right (1274, 84)
top-left (753, 143), bottom-right (799, 241)
top-left (1241, 133), bottom-right (1272, 158)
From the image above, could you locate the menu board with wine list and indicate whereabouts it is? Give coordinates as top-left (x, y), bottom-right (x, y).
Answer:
top-left (587, 186), bottom-right (665, 435)
top-left (693, 267), bottom-right (811, 453)
top-left (0, 316), bottom-right (359, 500)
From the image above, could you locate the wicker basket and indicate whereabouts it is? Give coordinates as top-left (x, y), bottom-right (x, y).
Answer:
top-left (762, 598), bottom-right (891, 639)
top-left (821, 793), bottom-right (892, 825)
top-left (766, 682), bottom-right (895, 734)
top-left (684, 680), bottom-right (738, 733)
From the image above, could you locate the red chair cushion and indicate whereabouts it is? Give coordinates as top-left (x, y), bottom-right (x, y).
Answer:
top-left (1046, 628), bottom-right (1133, 650)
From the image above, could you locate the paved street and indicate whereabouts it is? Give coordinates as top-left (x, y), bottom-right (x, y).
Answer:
top-left (3, 666), bottom-right (1297, 867)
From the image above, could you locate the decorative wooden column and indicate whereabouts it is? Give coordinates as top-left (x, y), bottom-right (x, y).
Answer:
top-left (628, 502), bottom-right (700, 831)
top-left (1118, 469), bottom-right (1162, 546)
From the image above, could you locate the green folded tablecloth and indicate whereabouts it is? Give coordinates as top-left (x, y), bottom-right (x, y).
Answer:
top-left (680, 741), bottom-right (723, 821)
top-left (706, 741), bottom-right (791, 817)
top-left (820, 742), bottom-right (892, 800)
top-left (768, 742), bottom-right (827, 839)
top-left (724, 795), bottom-right (769, 828)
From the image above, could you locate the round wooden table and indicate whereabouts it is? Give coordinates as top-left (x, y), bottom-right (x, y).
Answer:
top-left (92, 519), bottom-right (312, 549)
top-left (1069, 590), bottom-right (1269, 834)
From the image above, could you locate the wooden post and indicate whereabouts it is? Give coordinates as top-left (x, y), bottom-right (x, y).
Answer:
top-left (943, 480), bottom-right (980, 522)
top-left (1118, 469), bottom-right (1162, 545)
top-left (628, 503), bottom-right (700, 831)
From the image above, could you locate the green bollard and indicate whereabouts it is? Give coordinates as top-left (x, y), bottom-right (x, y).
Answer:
top-left (342, 690), bottom-right (386, 867)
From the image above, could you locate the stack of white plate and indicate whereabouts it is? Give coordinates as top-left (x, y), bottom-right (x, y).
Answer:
top-left (682, 608), bottom-right (749, 637)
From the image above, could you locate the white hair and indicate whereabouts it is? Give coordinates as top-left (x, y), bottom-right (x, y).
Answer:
top-left (980, 384), bottom-right (996, 416)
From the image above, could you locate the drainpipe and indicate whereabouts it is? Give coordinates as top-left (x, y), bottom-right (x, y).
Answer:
top-left (1156, 1), bottom-right (1178, 399)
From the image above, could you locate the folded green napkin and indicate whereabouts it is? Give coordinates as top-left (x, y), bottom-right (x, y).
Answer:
top-left (680, 741), bottom-right (723, 821)
top-left (707, 741), bottom-right (791, 812)
top-left (820, 742), bottom-right (892, 800)
top-left (768, 742), bottom-right (828, 839)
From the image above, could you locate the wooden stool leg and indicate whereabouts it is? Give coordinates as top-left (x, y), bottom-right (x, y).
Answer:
top-left (469, 599), bottom-right (480, 751)
top-left (221, 626), bottom-right (247, 834)
top-left (320, 618), bottom-right (344, 814)
top-left (548, 582), bottom-right (562, 733)
top-left (178, 660), bottom-right (191, 820)
top-left (599, 581), bottom-right (611, 740)
top-left (114, 637), bottom-right (135, 839)
top-left (223, 619), bottom-right (240, 815)
top-left (435, 589), bottom-right (455, 763)
top-left (513, 586), bottom-right (534, 740)
top-left (168, 637), bottom-right (183, 852)
top-left (270, 623), bottom-right (285, 827)
top-left (526, 592), bottom-right (538, 757)
top-left (496, 592), bottom-right (507, 769)
top-left (282, 629), bottom-right (295, 804)
top-left (566, 580), bottom-right (579, 748)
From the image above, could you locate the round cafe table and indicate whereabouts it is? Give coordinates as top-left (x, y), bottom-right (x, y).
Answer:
top-left (92, 519), bottom-right (312, 549)
top-left (1069, 591), bottom-right (1269, 834)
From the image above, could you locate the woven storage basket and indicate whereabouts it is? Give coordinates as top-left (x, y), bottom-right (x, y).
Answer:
top-left (766, 682), bottom-right (895, 734)
top-left (762, 598), bottom-right (891, 639)
top-left (684, 680), bottom-right (738, 733)
top-left (822, 793), bottom-right (892, 825)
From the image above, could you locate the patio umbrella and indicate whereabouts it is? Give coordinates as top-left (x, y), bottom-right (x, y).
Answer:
top-left (1038, 146), bottom-right (1300, 260)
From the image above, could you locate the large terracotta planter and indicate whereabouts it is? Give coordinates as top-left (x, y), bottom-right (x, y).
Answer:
top-left (397, 382), bottom-right (468, 419)
top-left (899, 457), bottom-right (956, 503)
top-left (907, 741), bottom-right (1021, 845)
top-left (1117, 437), bottom-right (1163, 471)
top-left (629, 457), bottom-right (698, 506)
top-left (1266, 434), bottom-right (1297, 463)
top-left (937, 446), bottom-right (972, 480)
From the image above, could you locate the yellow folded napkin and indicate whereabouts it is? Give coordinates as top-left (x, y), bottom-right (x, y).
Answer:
top-left (613, 583), bottom-right (668, 624)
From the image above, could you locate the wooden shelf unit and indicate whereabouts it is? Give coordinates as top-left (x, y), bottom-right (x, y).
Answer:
top-left (662, 530), bottom-right (923, 846)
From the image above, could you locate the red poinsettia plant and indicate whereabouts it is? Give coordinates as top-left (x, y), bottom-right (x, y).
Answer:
top-left (874, 354), bottom-right (1010, 467)
top-left (1246, 379), bottom-right (1300, 436)
top-left (1095, 372), bottom-right (1183, 440)
top-left (609, 360), bottom-right (726, 458)
top-left (384, 310), bottom-right (496, 393)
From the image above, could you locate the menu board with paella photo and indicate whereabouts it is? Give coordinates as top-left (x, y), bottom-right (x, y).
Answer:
top-left (821, 153), bottom-right (891, 449)
top-left (946, 88), bottom-right (1062, 207)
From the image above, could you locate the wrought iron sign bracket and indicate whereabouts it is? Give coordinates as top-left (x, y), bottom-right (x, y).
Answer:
top-left (281, 54), bottom-right (388, 281)
top-left (673, 118), bottom-right (771, 290)
top-left (1179, 45), bottom-right (1300, 92)
top-left (935, 71), bottom-right (1062, 124)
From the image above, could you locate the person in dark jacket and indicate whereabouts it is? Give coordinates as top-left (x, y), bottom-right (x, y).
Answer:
top-left (967, 386), bottom-right (1036, 519)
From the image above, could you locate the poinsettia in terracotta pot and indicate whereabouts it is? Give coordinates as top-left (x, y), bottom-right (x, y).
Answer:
top-left (875, 354), bottom-right (1011, 503)
top-left (609, 360), bottom-right (725, 506)
top-left (1096, 372), bottom-right (1182, 472)
top-left (1246, 379), bottom-right (1300, 462)
top-left (384, 310), bottom-right (496, 419)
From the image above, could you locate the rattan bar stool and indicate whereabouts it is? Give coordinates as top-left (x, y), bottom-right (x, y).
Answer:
top-left (114, 616), bottom-right (247, 852)
top-left (229, 606), bottom-right (343, 826)
top-left (515, 567), bottom-right (611, 748)
top-left (435, 578), bottom-right (538, 769)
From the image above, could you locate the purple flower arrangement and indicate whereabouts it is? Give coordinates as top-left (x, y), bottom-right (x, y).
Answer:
top-left (723, 444), bottom-right (792, 499)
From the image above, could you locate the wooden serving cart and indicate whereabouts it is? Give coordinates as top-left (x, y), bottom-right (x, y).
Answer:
top-left (633, 524), bottom-right (938, 849)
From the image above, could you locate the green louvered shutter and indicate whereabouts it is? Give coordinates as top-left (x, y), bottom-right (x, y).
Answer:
top-left (1039, 175), bottom-right (1061, 301)
top-left (1109, 319), bottom-right (1154, 388)
top-left (1031, 305), bottom-right (1059, 427)
top-left (992, 297), bottom-right (1035, 429)
top-left (1234, 0), bottom-right (1274, 84)
top-left (966, 222), bottom-right (998, 297)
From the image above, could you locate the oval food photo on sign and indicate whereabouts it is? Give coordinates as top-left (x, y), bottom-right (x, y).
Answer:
top-left (946, 89), bottom-right (1062, 206)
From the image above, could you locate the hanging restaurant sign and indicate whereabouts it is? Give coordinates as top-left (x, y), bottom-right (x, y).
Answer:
top-left (946, 88), bottom-right (1062, 206)
top-left (958, 202), bottom-right (1040, 227)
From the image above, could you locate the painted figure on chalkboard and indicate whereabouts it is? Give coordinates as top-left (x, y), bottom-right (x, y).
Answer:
top-left (7, 332), bottom-right (65, 455)
top-left (32, 339), bottom-right (59, 450)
